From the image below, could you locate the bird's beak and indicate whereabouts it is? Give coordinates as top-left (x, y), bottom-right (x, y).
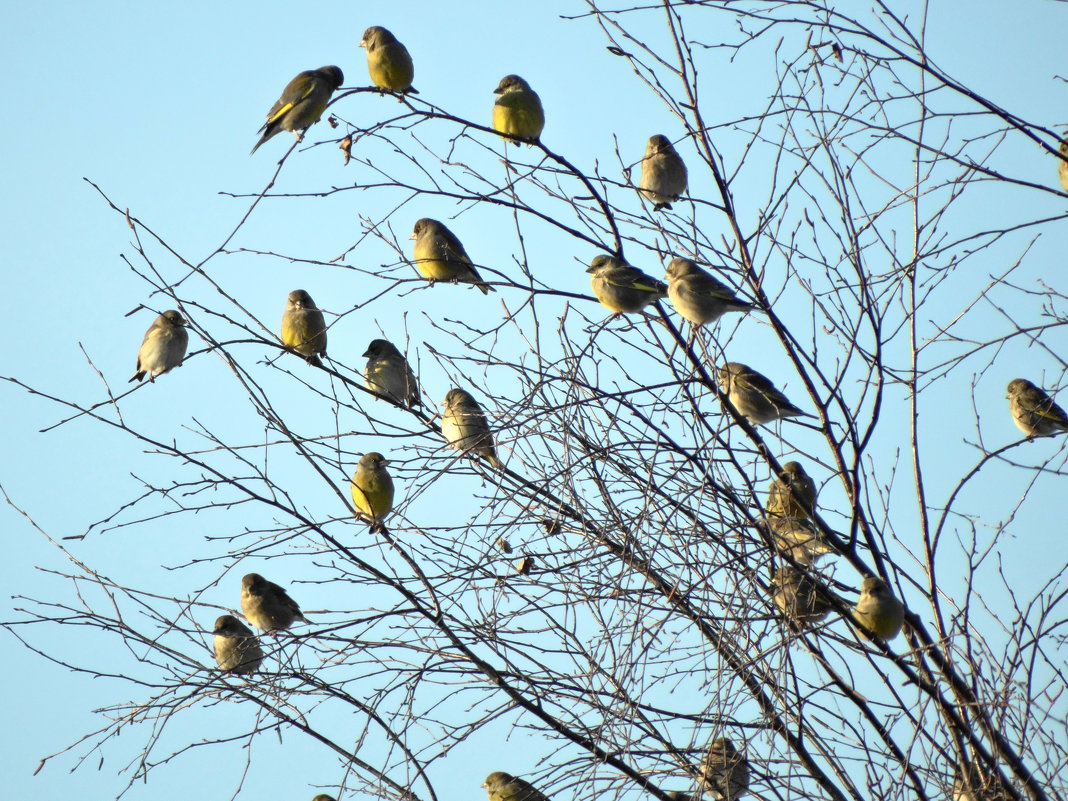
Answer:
top-left (585, 264), bottom-right (597, 274)
top-left (408, 231), bottom-right (417, 240)
top-left (493, 87), bottom-right (503, 95)
top-left (359, 39), bottom-right (367, 48)
top-left (362, 349), bottom-right (372, 357)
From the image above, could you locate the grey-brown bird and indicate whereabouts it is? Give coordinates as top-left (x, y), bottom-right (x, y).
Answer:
top-left (442, 388), bottom-right (504, 469)
top-left (492, 75), bottom-right (545, 144)
top-left (765, 461), bottom-right (817, 520)
top-left (359, 26), bottom-right (416, 94)
top-left (212, 614), bottom-right (264, 674)
top-left (851, 576), bottom-right (904, 641)
top-left (664, 257), bottom-right (754, 326)
top-left (768, 566), bottom-right (831, 625)
top-left (701, 738), bottom-right (750, 801)
top-left (587, 254), bottom-right (667, 315)
top-left (363, 339), bottom-right (420, 406)
top-left (1006, 377), bottom-right (1068, 437)
top-left (718, 362), bottom-right (812, 424)
top-left (251, 66), bottom-right (345, 155)
top-left (240, 573), bottom-right (308, 633)
top-left (410, 218), bottom-right (493, 293)
top-left (767, 516), bottom-right (833, 565)
top-left (638, 134), bottom-right (688, 210)
top-left (281, 289), bottom-right (328, 367)
top-left (482, 772), bottom-right (551, 801)
top-left (130, 310), bottom-right (189, 382)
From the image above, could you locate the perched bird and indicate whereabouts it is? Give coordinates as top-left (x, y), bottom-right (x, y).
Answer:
top-left (717, 362), bottom-right (812, 424)
top-left (638, 135), bottom-right (688, 210)
top-left (765, 461), bottom-right (817, 520)
top-left (701, 738), bottom-right (750, 801)
top-left (129, 310), bottom-right (189, 382)
top-left (768, 566), bottom-right (831, 625)
top-left (851, 576), bottom-right (904, 641)
top-left (1006, 377), bottom-right (1068, 437)
top-left (359, 26), bottom-right (416, 93)
top-left (1058, 139), bottom-right (1068, 193)
top-left (952, 762), bottom-right (1011, 801)
top-left (363, 339), bottom-right (421, 406)
top-left (212, 614), bottom-right (264, 674)
top-left (492, 75), bottom-right (545, 144)
top-left (442, 388), bottom-right (504, 469)
top-left (311, 796), bottom-right (338, 801)
top-left (410, 218), bottom-right (493, 293)
top-left (664, 258), bottom-right (754, 326)
top-left (766, 517), bottom-right (833, 565)
top-left (281, 289), bottom-right (328, 367)
top-left (482, 771), bottom-right (550, 801)
top-left (351, 452), bottom-right (395, 531)
top-left (240, 573), bottom-right (308, 633)
top-left (250, 66), bottom-right (344, 155)
top-left (587, 254), bottom-right (667, 315)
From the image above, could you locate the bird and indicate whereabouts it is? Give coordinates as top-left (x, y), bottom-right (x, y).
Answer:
top-left (638, 134), bottom-right (688, 210)
top-left (442, 388), bottom-right (504, 469)
top-left (129, 310), bottom-right (189, 382)
top-left (281, 289), bottom-right (328, 367)
top-left (311, 796), bottom-right (338, 801)
top-left (765, 461), bottom-right (817, 520)
top-left (212, 614), bottom-right (264, 674)
top-left (664, 257), bottom-right (754, 326)
top-left (851, 576), bottom-right (904, 641)
top-left (359, 26), bottom-right (416, 94)
top-left (240, 573), bottom-right (308, 633)
top-left (351, 452), bottom-right (395, 531)
top-left (952, 762), bottom-right (1011, 801)
top-left (363, 339), bottom-right (421, 406)
top-left (766, 516), bottom-right (833, 565)
top-left (482, 771), bottom-right (551, 801)
top-left (251, 66), bottom-right (345, 155)
top-left (701, 738), bottom-right (750, 801)
top-left (1006, 377), bottom-right (1068, 437)
top-left (587, 254), bottom-right (667, 315)
top-left (665, 794), bottom-right (695, 801)
top-left (717, 362), bottom-right (812, 424)
top-left (492, 75), bottom-right (545, 144)
top-left (410, 218), bottom-right (493, 293)
top-left (768, 566), bottom-right (831, 625)
top-left (1058, 139), bottom-right (1068, 193)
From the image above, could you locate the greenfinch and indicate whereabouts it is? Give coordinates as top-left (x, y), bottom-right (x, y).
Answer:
top-left (664, 258), bottom-right (754, 326)
top-left (281, 289), bottom-right (328, 367)
top-left (587, 254), bottom-right (667, 314)
top-left (363, 339), bottom-right (421, 406)
top-left (359, 26), bottom-right (416, 94)
top-left (701, 738), bottom-right (750, 801)
top-left (717, 362), bottom-right (812, 424)
top-left (768, 566), bottom-right (830, 625)
top-left (410, 218), bottom-right (493, 293)
top-left (240, 573), bottom-right (308, 633)
top-left (311, 796), bottom-right (337, 801)
top-left (129, 310), bottom-right (189, 383)
top-left (638, 135), bottom-right (688, 211)
top-left (492, 75), bottom-right (544, 144)
top-left (251, 66), bottom-right (344, 155)
top-left (952, 763), bottom-right (1010, 801)
top-left (482, 772), bottom-right (550, 801)
top-left (767, 516), bottom-right (833, 565)
top-left (442, 388), bottom-right (504, 469)
top-left (765, 461), bottom-right (817, 519)
top-left (1006, 377), bottom-right (1068, 437)
top-left (851, 576), bottom-right (904, 641)
top-left (212, 614), bottom-right (264, 674)
top-left (1058, 139), bottom-right (1068, 192)
top-left (351, 452), bottom-right (395, 531)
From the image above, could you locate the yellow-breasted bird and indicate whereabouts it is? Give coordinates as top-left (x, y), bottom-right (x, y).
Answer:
top-left (359, 26), bottom-right (416, 94)
top-left (130, 310), bottom-right (189, 382)
top-left (442, 388), bottom-right (504, 469)
top-left (351, 452), bottom-right (395, 531)
top-left (410, 218), bottom-right (493, 293)
top-left (717, 362), bottom-right (812, 424)
top-left (1058, 139), bottom-right (1068, 192)
top-left (240, 573), bottom-right (308, 633)
top-left (281, 289), bottom-right (328, 367)
top-left (492, 75), bottom-right (544, 144)
top-left (851, 576), bottom-right (904, 641)
top-left (765, 461), bottom-right (817, 520)
top-left (251, 66), bottom-right (344, 155)
top-left (587, 254), bottom-right (667, 315)
top-left (664, 257), bottom-right (754, 326)
top-left (212, 614), bottom-right (264, 674)
top-left (363, 339), bottom-right (420, 406)
top-left (701, 738), bottom-right (750, 801)
top-left (1006, 377), bottom-right (1068, 437)
top-left (768, 566), bottom-right (831, 625)
top-left (766, 516), bottom-right (833, 565)
top-left (482, 772), bottom-right (550, 801)
top-left (639, 134), bottom-right (688, 210)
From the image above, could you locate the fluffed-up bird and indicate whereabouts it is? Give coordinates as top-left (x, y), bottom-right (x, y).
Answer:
top-left (130, 310), bottom-right (189, 382)
top-left (1006, 377), bottom-right (1068, 437)
top-left (363, 339), bottom-right (420, 406)
top-left (359, 26), bottom-right (416, 93)
top-left (587, 254), bottom-right (667, 315)
top-left (765, 461), bottom-right (817, 519)
top-left (664, 258), bottom-right (754, 326)
top-left (442, 388), bottom-right (504, 469)
top-left (1058, 139), bottom-right (1068, 192)
top-left (281, 289), bottom-right (328, 367)
top-left (851, 576), bottom-right (904, 641)
top-left (639, 134), bottom-right (688, 210)
top-left (768, 566), bottom-right (831, 625)
top-left (701, 738), bottom-right (750, 801)
top-left (492, 75), bottom-right (544, 144)
top-left (212, 614), bottom-right (264, 674)
top-left (767, 516), bottom-right (833, 565)
top-left (351, 452), bottom-right (395, 531)
top-left (251, 66), bottom-right (344, 154)
top-left (718, 362), bottom-right (812, 424)
top-left (482, 771), bottom-right (550, 801)
top-left (240, 573), bottom-right (308, 633)
top-left (410, 218), bottom-right (493, 293)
